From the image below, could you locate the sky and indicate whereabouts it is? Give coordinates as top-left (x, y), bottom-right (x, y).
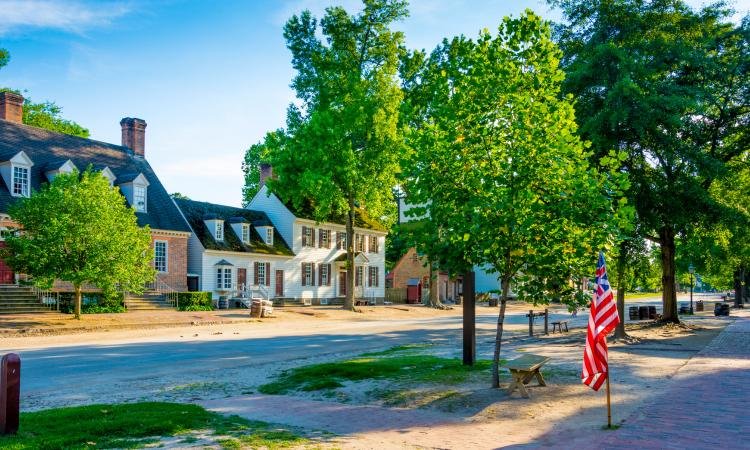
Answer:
top-left (1, 0), bottom-right (747, 207)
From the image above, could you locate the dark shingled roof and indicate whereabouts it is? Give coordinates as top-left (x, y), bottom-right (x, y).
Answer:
top-left (282, 197), bottom-right (386, 231)
top-left (0, 119), bottom-right (191, 233)
top-left (174, 198), bottom-right (293, 256)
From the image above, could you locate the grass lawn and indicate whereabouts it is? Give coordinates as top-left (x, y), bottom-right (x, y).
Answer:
top-left (0, 402), bottom-right (308, 450)
top-left (258, 344), bottom-right (495, 396)
top-left (623, 292), bottom-right (661, 300)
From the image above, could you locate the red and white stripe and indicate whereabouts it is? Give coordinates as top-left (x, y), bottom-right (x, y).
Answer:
top-left (582, 251), bottom-right (620, 391)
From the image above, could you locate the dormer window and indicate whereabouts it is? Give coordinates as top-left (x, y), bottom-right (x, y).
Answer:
top-left (12, 166), bottom-right (29, 197)
top-left (119, 172), bottom-right (149, 213)
top-left (100, 167), bottom-right (116, 186)
top-left (216, 221), bottom-right (224, 241)
top-left (133, 185), bottom-right (147, 212)
top-left (1, 151), bottom-right (34, 198)
top-left (242, 224), bottom-right (250, 243)
top-left (266, 228), bottom-right (273, 245)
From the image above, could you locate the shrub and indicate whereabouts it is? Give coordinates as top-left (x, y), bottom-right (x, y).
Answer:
top-left (177, 292), bottom-right (213, 311)
top-left (59, 291), bottom-right (125, 314)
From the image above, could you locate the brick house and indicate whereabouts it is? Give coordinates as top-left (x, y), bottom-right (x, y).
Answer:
top-left (0, 91), bottom-right (191, 301)
top-left (386, 247), bottom-right (463, 303)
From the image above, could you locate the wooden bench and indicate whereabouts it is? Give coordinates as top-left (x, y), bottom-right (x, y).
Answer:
top-left (355, 299), bottom-right (370, 306)
top-left (551, 320), bottom-right (569, 333)
top-left (506, 354), bottom-right (550, 398)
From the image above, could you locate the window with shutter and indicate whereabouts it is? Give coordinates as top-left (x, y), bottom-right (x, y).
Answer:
top-left (355, 266), bottom-right (363, 286)
top-left (257, 262), bottom-right (266, 286)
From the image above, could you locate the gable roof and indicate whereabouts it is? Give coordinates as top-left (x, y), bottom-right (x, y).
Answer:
top-left (174, 198), bottom-right (293, 256)
top-left (0, 119), bottom-right (190, 233)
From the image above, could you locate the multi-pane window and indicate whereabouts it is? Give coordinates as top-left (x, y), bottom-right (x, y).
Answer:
top-left (337, 231), bottom-right (347, 250)
top-left (12, 166), bottom-right (29, 197)
top-left (368, 266), bottom-right (379, 287)
top-left (355, 234), bottom-right (365, 252)
top-left (368, 236), bottom-right (379, 253)
top-left (319, 229), bottom-right (331, 248)
top-left (302, 262), bottom-right (315, 286)
top-left (319, 263), bottom-right (331, 286)
top-left (355, 266), bottom-right (363, 287)
top-left (266, 228), bottom-right (273, 245)
top-left (133, 185), bottom-right (147, 212)
top-left (302, 226), bottom-right (315, 247)
top-left (242, 224), bottom-right (250, 243)
top-left (257, 262), bottom-right (266, 286)
top-left (215, 222), bottom-right (224, 241)
top-left (216, 267), bottom-right (232, 289)
top-left (154, 241), bottom-right (167, 272)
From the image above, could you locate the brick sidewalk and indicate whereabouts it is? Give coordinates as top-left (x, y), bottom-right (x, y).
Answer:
top-left (204, 310), bottom-right (750, 449)
top-left (594, 310), bottom-right (750, 449)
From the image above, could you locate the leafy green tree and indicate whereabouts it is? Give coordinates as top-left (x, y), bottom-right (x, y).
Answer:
top-left (0, 88), bottom-right (89, 138)
top-left (0, 48), bottom-right (8, 70)
top-left (259, 0), bottom-right (407, 309)
top-left (552, 0), bottom-right (748, 322)
top-left (242, 130), bottom-right (285, 205)
top-left (2, 169), bottom-right (155, 319)
top-left (170, 192), bottom-right (191, 200)
top-left (403, 11), bottom-right (628, 387)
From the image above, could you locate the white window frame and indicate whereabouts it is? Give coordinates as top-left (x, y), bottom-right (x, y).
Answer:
top-left (133, 184), bottom-right (147, 212)
top-left (154, 240), bottom-right (168, 273)
top-left (266, 227), bottom-right (274, 245)
top-left (12, 165), bottom-right (29, 197)
top-left (215, 222), bottom-right (224, 241)
top-left (302, 262), bottom-right (313, 286)
top-left (257, 262), bottom-right (267, 286)
top-left (368, 266), bottom-right (379, 287)
top-left (337, 231), bottom-right (347, 250)
top-left (216, 267), bottom-right (232, 289)
top-left (355, 266), bottom-right (363, 287)
top-left (320, 264), bottom-right (329, 286)
top-left (242, 224), bottom-right (250, 244)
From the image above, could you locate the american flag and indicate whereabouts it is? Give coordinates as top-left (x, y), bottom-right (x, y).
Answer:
top-left (582, 251), bottom-right (620, 391)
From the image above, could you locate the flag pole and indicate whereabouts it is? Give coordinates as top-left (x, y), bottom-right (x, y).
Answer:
top-left (606, 370), bottom-right (612, 428)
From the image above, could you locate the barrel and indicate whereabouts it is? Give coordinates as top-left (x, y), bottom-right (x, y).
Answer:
top-left (218, 296), bottom-right (229, 309)
top-left (638, 306), bottom-right (649, 320)
top-left (648, 306), bottom-right (657, 320)
top-left (696, 301), bottom-right (704, 312)
top-left (629, 306), bottom-right (639, 320)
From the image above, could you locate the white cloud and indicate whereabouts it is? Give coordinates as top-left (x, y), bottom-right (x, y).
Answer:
top-left (0, 0), bottom-right (132, 36)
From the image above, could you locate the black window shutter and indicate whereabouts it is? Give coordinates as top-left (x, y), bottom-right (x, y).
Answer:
top-left (254, 262), bottom-right (259, 285)
top-left (265, 262), bottom-right (270, 286)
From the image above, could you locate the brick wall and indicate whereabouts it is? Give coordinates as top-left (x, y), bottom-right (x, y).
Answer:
top-left (390, 247), bottom-right (430, 289)
top-left (152, 231), bottom-right (188, 291)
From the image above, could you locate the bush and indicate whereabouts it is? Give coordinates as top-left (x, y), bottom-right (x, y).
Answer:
top-left (177, 292), bottom-right (213, 311)
top-left (59, 291), bottom-right (125, 314)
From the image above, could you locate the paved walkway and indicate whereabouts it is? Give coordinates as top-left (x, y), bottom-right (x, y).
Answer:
top-left (203, 309), bottom-right (750, 449)
top-left (594, 309), bottom-right (750, 449)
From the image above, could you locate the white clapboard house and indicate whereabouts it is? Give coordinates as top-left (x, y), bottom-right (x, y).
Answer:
top-left (175, 184), bottom-right (387, 305)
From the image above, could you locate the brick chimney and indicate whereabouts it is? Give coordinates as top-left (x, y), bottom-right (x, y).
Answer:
top-left (259, 163), bottom-right (273, 188)
top-left (0, 91), bottom-right (24, 123)
top-left (120, 117), bottom-right (147, 157)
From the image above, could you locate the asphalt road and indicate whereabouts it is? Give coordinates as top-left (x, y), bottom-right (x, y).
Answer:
top-left (3, 293), bottom-right (718, 410)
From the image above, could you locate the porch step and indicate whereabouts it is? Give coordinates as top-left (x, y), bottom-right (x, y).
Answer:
top-left (125, 295), bottom-right (174, 311)
top-left (0, 285), bottom-right (52, 314)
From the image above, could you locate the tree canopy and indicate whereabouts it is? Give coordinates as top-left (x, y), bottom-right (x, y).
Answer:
top-left (402, 10), bottom-right (629, 386)
top-left (2, 169), bottom-right (155, 318)
top-left (552, 0), bottom-right (749, 322)
top-left (247, 0), bottom-right (408, 309)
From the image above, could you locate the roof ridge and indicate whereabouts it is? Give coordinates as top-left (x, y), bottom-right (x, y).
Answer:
top-left (0, 119), bottom-right (133, 156)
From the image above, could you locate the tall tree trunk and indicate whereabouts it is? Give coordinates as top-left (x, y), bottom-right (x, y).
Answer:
top-left (492, 276), bottom-right (510, 389)
top-left (614, 242), bottom-right (628, 339)
top-left (660, 226), bottom-right (679, 323)
top-left (734, 266), bottom-right (743, 309)
top-left (345, 195), bottom-right (355, 311)
top-left (427, 261), bottom-right (445, 308)
top-left (74, 283), bottom-right (82, 320)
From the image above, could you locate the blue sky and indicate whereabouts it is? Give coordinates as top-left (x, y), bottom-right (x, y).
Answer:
top-left (1, 0), bottom-right (747, 206)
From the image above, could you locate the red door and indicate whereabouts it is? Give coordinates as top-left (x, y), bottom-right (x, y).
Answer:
top-left (237, 268), bottom-right (247, 290)
top-left (339, 271), bottom-right (347, 296)
top-left (0, 242), bottom-right (14, 284)
top-left (275, 270), bottom-right (284, 297)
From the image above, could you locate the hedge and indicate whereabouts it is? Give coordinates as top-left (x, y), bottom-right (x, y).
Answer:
top-left (177, 292), bottom-right (213, 311)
